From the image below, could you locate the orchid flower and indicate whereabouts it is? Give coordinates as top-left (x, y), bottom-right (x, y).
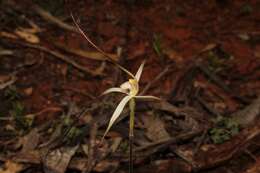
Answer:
top-left (102, 61), bottom-right (160, 139)
top-left (70, 15), bottom-right (159, 172)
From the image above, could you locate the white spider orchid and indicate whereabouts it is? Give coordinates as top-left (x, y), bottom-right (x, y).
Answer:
top-left (70, 15), bottom-right (159, 142)
top-left (102, 61), bottom-right (160, 138)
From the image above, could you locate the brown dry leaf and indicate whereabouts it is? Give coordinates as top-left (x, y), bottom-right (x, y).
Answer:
top-left (15, 29), bottom-right (40, 44)
top-left (43, 145), bottom-right (79, 173)
top-left (237, 33), bottom-right (250, 41)
top-left (255, 51), bottom-right (260, 58)
top-left (0, 49), bottom-right (13, 56)
top-left (128, 41), bottom-right (148, 59)
top-left (52, 41), bottom-right (118, 61)
top-left (23, 87), bottom-right (33, 96)
top-left (94, 160), bottom-right (119, 172)
top-left (0, 32), bottom-right (18, 39)
top-left (200, 43), bottom-right (217, 53)
top-left (232, 96), bottom-right (260, 127)
top-left (164, 48), bottom-right (183, 63)
top-left (254, 46), bottom-right (260, 58)
top-left (135, 159), bottom-right (191, 173)
top-left (19, 128), bottom-right (40, 153)
top-left (20, 19), bottom-right (41, 34)
top-left (141, 112), bottom-right (170, 141)
top-left (0, 74), bottom-right (16, 90)
top-left (243, 158), bottom-right (260, 173)
top-left (0, 160), bottom-right (24, 173)
top-left (110, 137), bottom-right (122, 153)
top-left (14, 19), bottom-right (41, 44)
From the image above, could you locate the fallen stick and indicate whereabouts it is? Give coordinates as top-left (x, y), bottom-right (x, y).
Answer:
top-left (140, 65), bottom-right (171, 95)
top-left (32, 4), bottom-right (78, 33)
top-left (19, 43), bottom-right (104, 77)
top-left (51, 40), bottom-right (118, 62)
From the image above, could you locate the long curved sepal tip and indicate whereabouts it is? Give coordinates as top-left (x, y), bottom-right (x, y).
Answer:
top-left (102, 87), bottom-right (127, 95)
top-left (102, 95), bottom-right (132, 140)
top-left (135, 61), bottom-right (146, 82)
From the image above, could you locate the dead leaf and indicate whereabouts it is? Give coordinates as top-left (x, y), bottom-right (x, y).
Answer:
top-left (0, 74), bottom-right (16, 90)
top-left (94, 160), bottom-right (119, 172)
top-left (232, 96), bottom-right (260, 127)
top-left (243, 158), bottom-right (260, 173)
top-left (13, 20), bottom-right (41, 44)
top-left (254, 46), bottom-right (260, 58)
top-left (200, 43), bottom-right (217, 53)
top-left (0, 32), bottom-right (18, 39)
top-left (20, 19), bottom-right (41, 34)
top-left (15, 29), bottom-right (40, 44)
top-left (43, 145), bottom-right (79, 173)
top-left (237, 33), bottom-right (250, 41)
top-left (110, 137), bottom-right (122, 153)
top-left (255, 51), bottom-right (260, 58)
top-left (0, 161), bottom-right (24, 173)
top-left (23, 87), bottom-right (33, 96)
top-left (141, 112), bottom-right (170, 141)
top-left (164, 48), bottom-right (183, 63)
top-left (128, 41), bottom-right (148, 59)
top-left (20, 128), bottom-right (40, 153)
top-left (0, 49), bottom-right (13, 56)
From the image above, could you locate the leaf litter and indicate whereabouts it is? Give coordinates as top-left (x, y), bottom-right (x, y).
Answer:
top-left (0, 0), bottom-right (260, 173)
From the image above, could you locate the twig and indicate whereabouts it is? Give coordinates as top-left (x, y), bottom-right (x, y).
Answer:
top-left (197, 63), bottom-right (248, 104)
top-left (83, 123), bottom-right (98, 173)
top-left (0, 73), bottom-right (16, 90)
top-left (140, 65), bottom-right (171, 95)
top-left (51, 40), bottom-right (118, 61)
top-left (62, 86), bottom-right (96, 100)
top-left (32, 4), bottom-right (78, 33)
top-left (133, 130), bottom-right (201, 153)
top-left (196, 95), bottom-right (220, 117)
top-left (19, 43), bottom-right (103, 77)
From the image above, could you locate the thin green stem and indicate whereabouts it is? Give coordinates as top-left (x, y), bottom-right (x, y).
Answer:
top-left (129, 98), bottom-right (135, 173)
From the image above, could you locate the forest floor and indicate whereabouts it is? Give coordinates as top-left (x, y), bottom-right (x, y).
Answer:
top-left (0, 0), bottom-right (260, 173)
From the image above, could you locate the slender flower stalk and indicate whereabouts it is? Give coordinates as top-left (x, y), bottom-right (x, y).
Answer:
top-left (129, 98), bottom-right (135, 173)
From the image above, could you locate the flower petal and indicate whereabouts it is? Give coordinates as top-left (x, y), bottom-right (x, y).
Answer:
top-left (120, 81), bottom-right (131, 90)
top-left (134, 95), bottom-right (161, 100)
top-left (135, 61), bottom-right (145, 82)
top-left (102, 95), bottom-right (132, 139)
top-left (102, 87), bottom-right (127, 95)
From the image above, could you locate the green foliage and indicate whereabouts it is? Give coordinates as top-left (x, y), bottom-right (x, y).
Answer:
top-left (152, 34), bottom-right (163, 57)
top-left (4, 85), bottom-right (20, 101)
top-left (207, 48), bottom-right (231, 72)
top-left (119, 140), bottom-right (129, 153)
top-left (65, 126), bottom-right (82, 143)
top-left (240, 4), bottom-right (253, 15)
top-left (209, 116), bottom-right (240, 144)
top-left (9, 102), bottom-right (32, 130)
top-left (62, 115), bottom-right (83, 144)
